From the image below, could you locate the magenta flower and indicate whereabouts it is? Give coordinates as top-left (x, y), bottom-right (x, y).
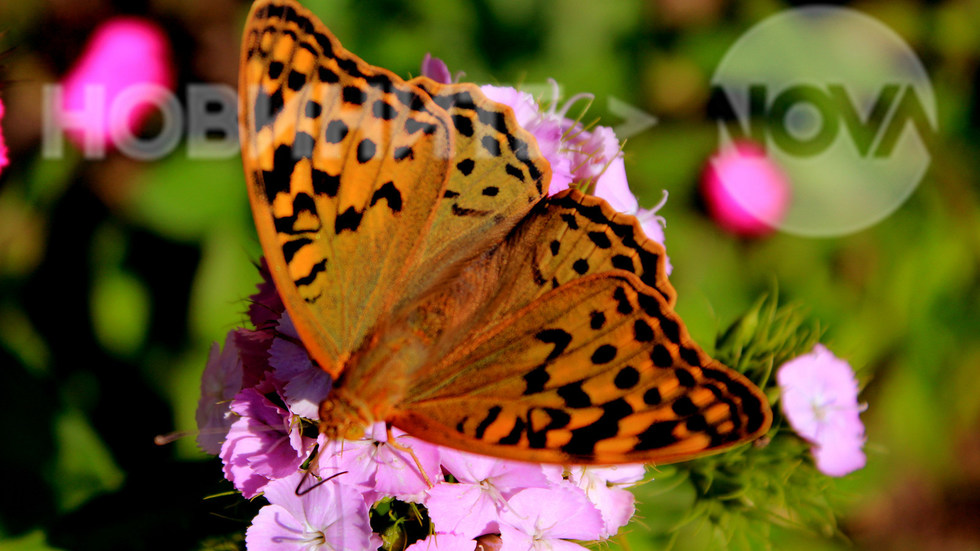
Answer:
top-left (245, 471), bottom-right (375, 551)
top-left (498, 487), bottom-right (604, 551)
top-left (426, 449), bottom-right (550, 538)
top-left (777, 344), bottom-right (866, 477)
top-left (195, 332), bottom-right (245, 455)
top-left (0, 97), bottom-right (8, 175)
top-left (59, 17), bottom-right (174, 152)
top-left (701, 140), bottom-right (791, 237)
top-left (220, 387), bottom-right (309, 498)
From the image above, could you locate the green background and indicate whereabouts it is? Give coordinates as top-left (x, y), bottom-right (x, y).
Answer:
top-left (1, 0), bottom-right (978, 549)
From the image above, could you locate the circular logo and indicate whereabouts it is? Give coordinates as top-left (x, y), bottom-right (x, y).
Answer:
top-left (710, 6), bottom-right (937, 237)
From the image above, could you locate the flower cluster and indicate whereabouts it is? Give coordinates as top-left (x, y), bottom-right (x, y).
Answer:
top-left (197, 262), bottom-right (646, 550)
top-left (777, 344), bottom-right (866, 477)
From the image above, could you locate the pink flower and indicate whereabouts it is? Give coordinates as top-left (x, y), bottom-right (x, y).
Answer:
top-left (0, 97), bottom-right (8, 175)
top-left (245, 471), bottom-right (374, 551)
top-left (268, 313), bottom-right (332, 420)
top-left (220, 387), bottom-right (308, 498)
top-left (701, 140), bottom-right (791, 237)
top-left (777, 344), bottom-right (866, 477)
top-left (59, 17), bottom-right (174, 152)
top-left (498, 487), bottom-right (604, 551)
top-left (426, 449), bottom-right (550, 538)
top-left (544, 465), bottom-right (646, 538)
top-left (406, 533), bottom-right (477, 551)
top-left (320, 422), bottom-right (441, 504)
top-left (195, 332), bottom-right (245, 455)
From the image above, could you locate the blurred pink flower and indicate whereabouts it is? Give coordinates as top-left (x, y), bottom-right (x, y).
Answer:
top-left (195, 332), bottom-right (245, 455)
top-left (702, 141), bottom-right (790, 237)
top-left (777, 344), bottom-right (866, 477)
top-left (0, 98), bottom-right (8, 174)
top-left (245, 471), bottom-right (374, 551)
top-left (60, 17), bottom-right (174, 152)
top-left (220, 387), bottom-right (308, 498)
top-left (498, 486), bottom-right (604, 551)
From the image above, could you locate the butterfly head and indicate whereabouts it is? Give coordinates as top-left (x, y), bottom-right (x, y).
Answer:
top-left (319, 389), bottom-right (374, 441)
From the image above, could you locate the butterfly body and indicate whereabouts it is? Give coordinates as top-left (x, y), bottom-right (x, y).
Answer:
top-left (240, 0), bottom-right (771, 465)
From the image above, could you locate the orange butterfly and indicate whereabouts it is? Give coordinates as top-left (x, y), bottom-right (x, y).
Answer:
top-left (238, 0), bottom-right (771, 465)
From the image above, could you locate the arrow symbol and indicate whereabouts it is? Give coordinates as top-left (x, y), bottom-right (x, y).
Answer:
top-left (608, 97), bottom-right (658, 138)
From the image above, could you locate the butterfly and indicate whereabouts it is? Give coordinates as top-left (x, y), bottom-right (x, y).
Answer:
top-left (238, 0), bottom-right (771, 465)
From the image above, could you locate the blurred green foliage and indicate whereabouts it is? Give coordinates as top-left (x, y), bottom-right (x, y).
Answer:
top-left (1, 0), bottom-right (979, 550)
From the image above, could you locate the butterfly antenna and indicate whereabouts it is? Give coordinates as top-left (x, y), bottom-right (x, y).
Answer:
top-left (294, 443), bottom-right (348, 496)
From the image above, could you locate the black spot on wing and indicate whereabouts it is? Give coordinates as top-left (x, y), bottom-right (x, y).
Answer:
top-left (558, 382), bottom-right (592, 408)
top-left (535, 329), bottom-right (572, 361)
top-left (370, 181), bottom-right (403, 213)
top-left (474, 406), bottom-right (502, 440)
top-left (456, 158), bottom-right (475, 176)
top-left (335, 207), bottom-right (362, 233)
top-left (342, 86), bottom-right (366, 105)
top-left (294, 258), bottom-right (327, 287)
top-left (254, 87), bottom-right (284, 131)
top-left (562, 399), bottom-right (633, 457)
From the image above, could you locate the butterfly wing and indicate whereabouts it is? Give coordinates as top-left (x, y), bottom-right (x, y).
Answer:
top-left (388, 190), bottom-right (771, 464)
top-left (239, 0), bottom-right (547, 377)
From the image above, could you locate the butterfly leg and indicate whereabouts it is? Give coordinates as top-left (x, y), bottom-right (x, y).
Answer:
top-left (386, 422), bottom-right (434, 488)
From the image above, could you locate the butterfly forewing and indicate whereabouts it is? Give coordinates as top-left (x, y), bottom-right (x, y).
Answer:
top-left (241, 0), bottom-right (454, 376)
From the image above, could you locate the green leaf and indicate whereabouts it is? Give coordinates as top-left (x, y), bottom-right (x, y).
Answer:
top-left (50, 408), bottom-right (125, 512)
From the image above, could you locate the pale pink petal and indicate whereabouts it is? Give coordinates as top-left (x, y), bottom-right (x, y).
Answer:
top-left (246, 472), bottom-right (372, 550)
top-left (406, 533), bottom-right (477, 551)
top-left (543, 465), bottom-right (645, 538)
top-left (813, 433), bottom-right (867, 477)
top-left (592, 156), bottom-right (636, 214)
top-left (439, 448), bottom-right (549, 493)
top-left (426, 482), bottom-right (501, 539)
top-left (500, 486), bottom-right (603, 544)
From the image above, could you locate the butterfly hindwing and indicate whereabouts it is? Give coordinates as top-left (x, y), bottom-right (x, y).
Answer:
top-left (386, 190), bottom-right (771, 463)
top-left (392, 272), bottom-right (770, 464)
